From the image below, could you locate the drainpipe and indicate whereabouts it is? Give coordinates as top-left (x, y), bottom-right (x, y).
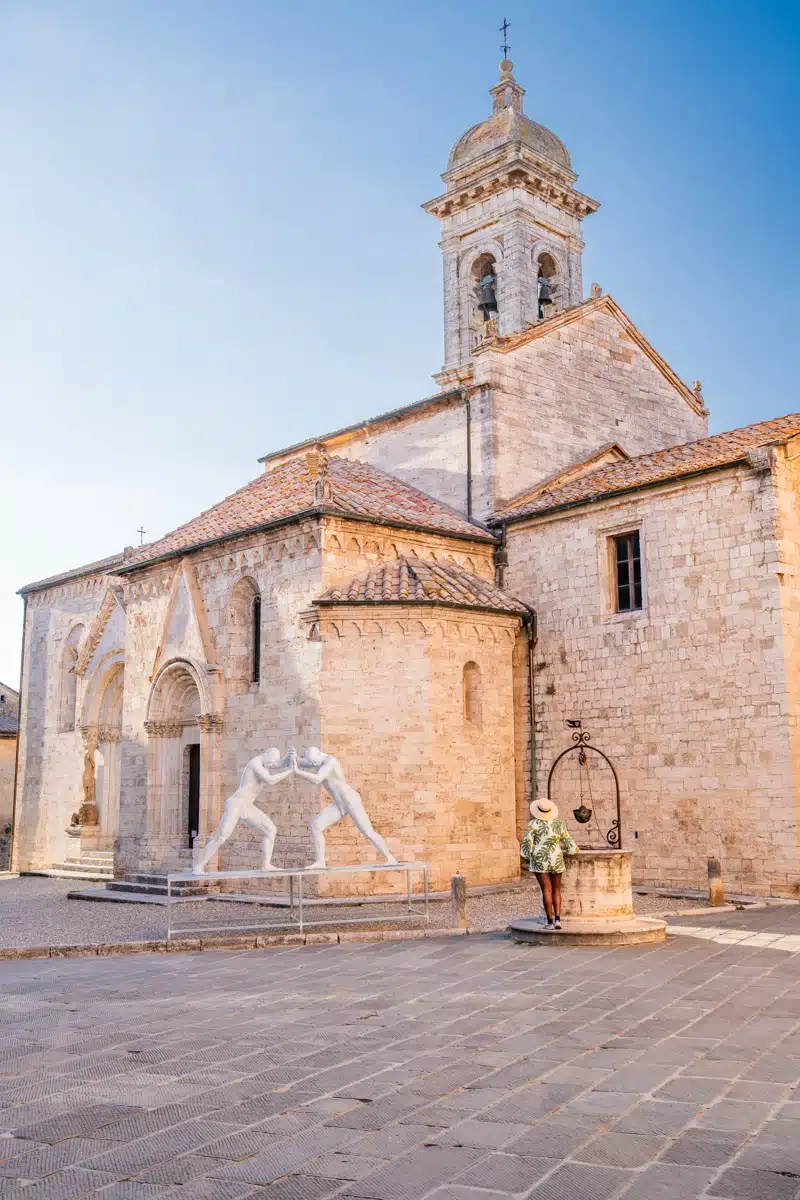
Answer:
top-left (9, 595), bottom-right (27, 871)
top-left (525, 603), bottom-right (539, 812)
top-left (463, 388), bottom-right (473, 521)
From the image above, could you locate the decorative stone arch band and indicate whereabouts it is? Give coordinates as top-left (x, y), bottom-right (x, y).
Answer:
top-left (546, 730), bottom-right (622, 849)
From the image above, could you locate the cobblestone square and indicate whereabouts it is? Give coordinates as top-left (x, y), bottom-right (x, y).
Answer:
top-left (1, 911), bottom-right (799, 1199)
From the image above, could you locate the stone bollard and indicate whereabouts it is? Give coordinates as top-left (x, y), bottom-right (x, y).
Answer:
top-left (707, 857), bottom-right (725, 907)
top-left (450, 874), bottom-right (467, 930)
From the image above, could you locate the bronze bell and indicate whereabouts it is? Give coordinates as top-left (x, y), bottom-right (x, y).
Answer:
top-left (573, 804), bottom-right (592, 824)
top-left (538, 278), bottom-right (554, 306)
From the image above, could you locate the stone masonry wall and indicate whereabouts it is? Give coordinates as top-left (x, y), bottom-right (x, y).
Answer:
top-left (318, 604), bottom-right (522, 895)
top-left (13, 576), bottom-right (111, 871)
top-left (505, 465), bottom-right (800, 897)
top-left (0, 737), bottom-right (16, 828)
top-left (476, 306), bottom-right (708, 512)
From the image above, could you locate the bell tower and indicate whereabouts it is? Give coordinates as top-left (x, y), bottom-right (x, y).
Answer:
top-left (423, 59), bottom-right (599, 388)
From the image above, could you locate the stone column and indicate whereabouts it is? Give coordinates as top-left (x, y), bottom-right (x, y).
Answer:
top-left (196, 714), bottom-right (224, 842)
top-left (143, 721), bottom-right (184, 835)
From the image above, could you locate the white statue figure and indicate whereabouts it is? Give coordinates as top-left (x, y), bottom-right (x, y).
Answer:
top-left (292, 747), bottom-right (398, 869)
top-left (192, 748), bottom-right (293, 875)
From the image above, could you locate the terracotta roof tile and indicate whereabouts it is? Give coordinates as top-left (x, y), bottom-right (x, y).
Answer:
top-left (493, 411), bottom-right (800, 523)
top-left (19, 551), bottom-right (126, 595)
top-left (316, 557), bottom-right (528, 617)
top-left (119, 456), bottom-right (495, 571)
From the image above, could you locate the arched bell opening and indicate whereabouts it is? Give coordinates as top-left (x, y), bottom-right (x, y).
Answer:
top-left (535, 251), bottom-right (560, 320)
top-left (470, 253), bottom-right (499, 343)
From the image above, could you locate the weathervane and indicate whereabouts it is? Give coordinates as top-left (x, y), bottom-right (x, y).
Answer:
top-left (499, 17), bottom-right (510, 60)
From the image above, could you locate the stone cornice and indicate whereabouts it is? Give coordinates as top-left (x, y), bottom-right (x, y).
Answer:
top-left (424, 156), bottom-right (599, 222)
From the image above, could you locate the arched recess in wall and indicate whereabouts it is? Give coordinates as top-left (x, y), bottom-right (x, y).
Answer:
top-left (460, 239), bottom-right (503, 355)
top-left (81, 650), bottom-right (125, 840)
top-left (463, 661), bottom-right (482, 729)
top-left (226, 576), bottom-right (261, 695)
top-left (58, 624), bottom-right (84, 732)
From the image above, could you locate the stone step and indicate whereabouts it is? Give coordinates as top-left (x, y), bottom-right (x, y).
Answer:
top-left (106, 877), bottom-right (209, 897)
top-left (38, 868), bottom-right (114, 882)
top-left (52, 861), bottom-right (114, 875)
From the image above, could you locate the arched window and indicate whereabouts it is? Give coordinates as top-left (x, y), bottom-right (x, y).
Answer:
top-left (470, 253), bottom-right (498, 339)
top-left (227, 577), bottom-right (261, 693)
top-left (58, 625), bottom-right (84, 732)
top-left (252, 594), bottom-right (261, 683)
top-left (463, 661), bottom-right (482, 728)
top-left (536, 252), bottom-right (560, 320)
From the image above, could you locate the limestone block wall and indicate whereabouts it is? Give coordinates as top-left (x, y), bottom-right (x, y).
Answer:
top-left (504, 465), bottom-right (800, 897)
top-left (324, 394), bottom-right (495, 523)
top-left (476, 306), bottom-right (708, 511)
top-left (13, 575), bottom-right (111, 871)
top-left (317, 604), bottom-right (522, 894)
top-left (0, 737), bottom-right (17, 827)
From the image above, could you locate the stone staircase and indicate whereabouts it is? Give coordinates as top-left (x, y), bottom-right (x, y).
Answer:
top-left (44, 849), bottom-right (114, 882)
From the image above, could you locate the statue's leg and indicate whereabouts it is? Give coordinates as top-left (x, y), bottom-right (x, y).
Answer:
top-left (242, 809), bottom-right (278, 870)
top-left (193, 800), bottom-right (239, 874)
top-left (349, 800), bottom-right (398, 864)
top-left (308, 802), bottom-right (341, 868)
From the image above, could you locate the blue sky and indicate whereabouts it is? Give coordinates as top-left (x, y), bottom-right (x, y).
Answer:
top-left (1, 0), bottom-right (798, 682)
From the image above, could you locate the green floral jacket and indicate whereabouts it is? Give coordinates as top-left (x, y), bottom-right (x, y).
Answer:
top-left (520, 817), bottom-right (578, 874)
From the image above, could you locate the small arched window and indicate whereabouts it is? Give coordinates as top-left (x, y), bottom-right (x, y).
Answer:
top-left (463, 661), bottom-right (482, 728)
top-left (59, 624), bottom-right (84, 732)
top-left (252, 594), bottom-right (262, 683)
top-left (536, 252), bottom-right (560, 320)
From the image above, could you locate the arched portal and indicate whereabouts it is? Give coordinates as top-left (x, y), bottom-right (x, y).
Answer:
top-left (80, 651), bottom-right (125, 849)
top-left (144, 658), bottom-right (221, 863)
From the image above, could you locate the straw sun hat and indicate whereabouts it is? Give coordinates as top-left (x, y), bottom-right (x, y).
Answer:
top-left (531, 799), bottom-right (559, 820)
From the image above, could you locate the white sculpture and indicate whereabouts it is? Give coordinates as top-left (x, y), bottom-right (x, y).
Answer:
top-left (292, 747), bottom-right (398, 869)
top-left (192, 748), bottom-right (293, 875)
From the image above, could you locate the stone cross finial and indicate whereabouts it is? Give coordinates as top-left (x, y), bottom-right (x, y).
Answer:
top-left (590, 282), bottom-right (603, 299)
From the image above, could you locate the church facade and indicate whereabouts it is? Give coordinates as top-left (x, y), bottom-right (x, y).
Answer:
top-left (12, 61), bottom-right (800, 898)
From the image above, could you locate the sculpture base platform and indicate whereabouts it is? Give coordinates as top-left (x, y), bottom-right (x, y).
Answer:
top-left (507, 915), bottom-right (667, 947)
top-left (166, 861), bottom-right (428, 941)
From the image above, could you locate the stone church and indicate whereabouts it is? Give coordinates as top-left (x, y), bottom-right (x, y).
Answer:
top-left (12, 60), bottom-right (800, 898)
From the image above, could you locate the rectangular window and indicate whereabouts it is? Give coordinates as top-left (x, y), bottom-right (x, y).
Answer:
top-left (613, 531), bottom-right (643, 612)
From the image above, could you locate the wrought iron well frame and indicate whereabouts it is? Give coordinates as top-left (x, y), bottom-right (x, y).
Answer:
top-left (546, 730), bottom-right (622, 849)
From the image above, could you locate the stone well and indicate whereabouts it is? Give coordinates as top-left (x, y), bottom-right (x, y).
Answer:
top-left (508, 849), bottom-right (667, 947)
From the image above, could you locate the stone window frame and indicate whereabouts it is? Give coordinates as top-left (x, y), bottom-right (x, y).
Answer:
top-left (598, 517), bottom-right (648, 622)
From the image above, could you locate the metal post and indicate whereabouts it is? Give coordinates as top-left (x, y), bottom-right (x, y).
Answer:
top-left (423, 866), bottom-right (429, 925)
top-left (289, 873), bottom-right (295, 923)
top-left (167, 875), bottom-right (172, 942)
top-left (298, 872), bottom-right (304, 934)
top-left (406, 868), bottom-right (411, 913)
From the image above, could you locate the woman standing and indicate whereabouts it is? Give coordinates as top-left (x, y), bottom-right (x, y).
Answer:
top-left (521, 799), bottom-right (578, 931)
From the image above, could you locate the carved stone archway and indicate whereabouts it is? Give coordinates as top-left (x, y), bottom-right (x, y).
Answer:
top-left (79, 650), bottom-right (125, 850)
top-left (144, 658), bottom-right (222, 865)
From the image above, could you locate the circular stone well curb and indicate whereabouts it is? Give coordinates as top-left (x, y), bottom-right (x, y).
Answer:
top-left (507, 915), bottom-right (667, 947)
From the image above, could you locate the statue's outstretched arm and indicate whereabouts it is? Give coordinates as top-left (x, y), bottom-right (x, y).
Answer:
top-left (263, 764), bottom-right (294, 785)
top-left (293, 764), bottom-right (322, 784)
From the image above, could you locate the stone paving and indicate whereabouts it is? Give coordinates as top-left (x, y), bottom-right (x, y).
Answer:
top-left (2, 915), bottom-right (800, 1200)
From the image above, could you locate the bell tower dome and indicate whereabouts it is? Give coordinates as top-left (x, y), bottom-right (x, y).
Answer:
top-left (423, 59), bottom-right (599, 387)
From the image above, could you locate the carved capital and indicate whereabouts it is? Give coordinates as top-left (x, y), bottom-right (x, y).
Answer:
top-left (144, 720), bottom-right (184, 739)
top-left (97, 724), bottom-right (121, 744)
top-left (196, 713), bottom-right (224, 733)
top-left (80, 726), bottom-right (99, 751)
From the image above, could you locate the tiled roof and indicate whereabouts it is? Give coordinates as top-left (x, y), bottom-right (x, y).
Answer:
top-left (0, 682), bottom-right (19, 736)
top-left (119, 456), bottom-right (495, 571)
top-left (493, 411), bottom-right (800, 524)
top-left (19, 551), bottom-right (126, 596)
top-left (316, 557), bottom-right (528, 617)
